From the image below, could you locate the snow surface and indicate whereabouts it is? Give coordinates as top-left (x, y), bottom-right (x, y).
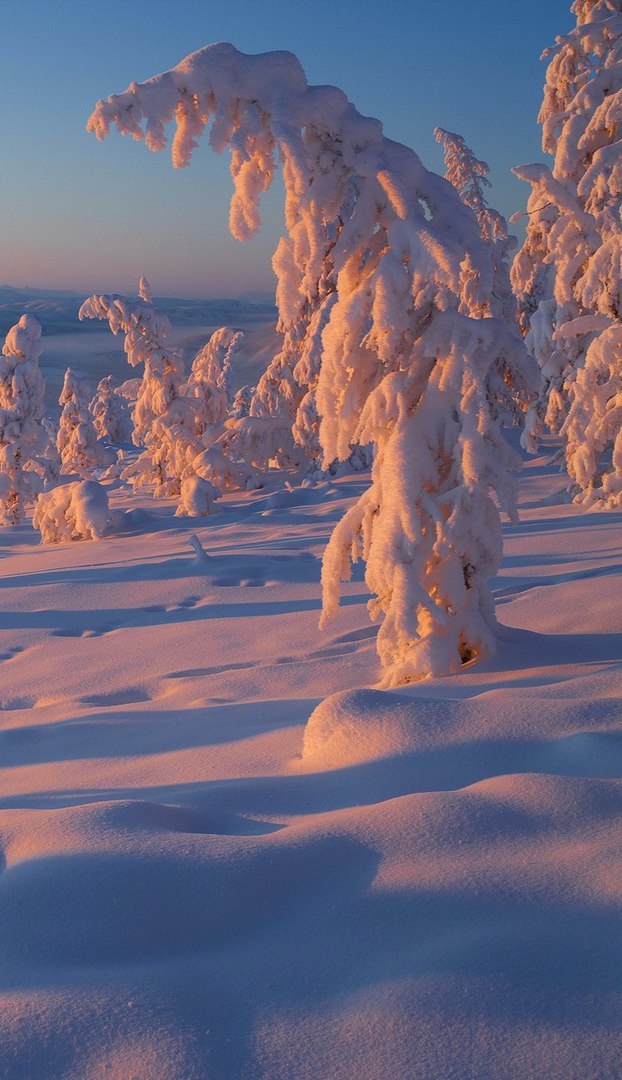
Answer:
top-left (0, 422), bottom-right (620, 1077)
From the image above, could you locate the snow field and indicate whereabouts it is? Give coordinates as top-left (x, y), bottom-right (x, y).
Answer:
top-left (0, 445), bottom-right (619, 1077)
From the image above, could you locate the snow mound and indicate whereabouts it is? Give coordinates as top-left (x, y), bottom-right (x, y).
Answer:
top-left (33, 480), bottom-right (109, 543)
top-left (301, 688), bottom-right (438, 770)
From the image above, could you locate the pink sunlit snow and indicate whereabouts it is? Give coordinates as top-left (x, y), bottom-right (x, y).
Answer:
top-left (0, 6), bottom-right (621, 1078)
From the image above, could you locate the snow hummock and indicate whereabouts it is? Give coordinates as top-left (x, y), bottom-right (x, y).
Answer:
top-left (301, 687), bottom-right (432, 769)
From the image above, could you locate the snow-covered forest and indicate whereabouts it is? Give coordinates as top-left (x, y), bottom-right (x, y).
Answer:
top-left (0, 2), bottom-right (620, 1077)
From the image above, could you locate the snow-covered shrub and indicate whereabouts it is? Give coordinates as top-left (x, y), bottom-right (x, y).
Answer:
top-left (0, 314), bottom-right (48, 523)
top-left (512, 0), bottom-right (622, 502)
top-left (33, 480), bottom-right (110, 543)
top-left (90, 374), bottom-right (133, 444)
top-left (175, 474), bottom-right (221, 517)
top-left (57, 368), bottom-right (114, 477)
top-left (88, 42), bottom-right (536, 682)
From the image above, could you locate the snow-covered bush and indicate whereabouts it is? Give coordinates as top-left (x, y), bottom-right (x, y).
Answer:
top-left (512, 0), bottom-right (622, 503)
top-left (0, 314), bottom-right (48, 523)
top-left (90, 374), bottom-right (133, 444)
top-left (33, 480), bottom-right (110, 543)
top-left (88, 42), bottom-right (536, 682)
top-left (57, 368), bottom-right (114, 476)
top-left (175, 474), bottom-right (221, 517)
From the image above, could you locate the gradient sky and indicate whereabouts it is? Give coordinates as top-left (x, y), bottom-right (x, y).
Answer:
top-left (1, 0), bottom-right (573, 299)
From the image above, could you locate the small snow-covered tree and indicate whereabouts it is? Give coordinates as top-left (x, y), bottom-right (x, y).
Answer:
top-left (33, 480), bottom-right (109, 543)
top-left (57, 368), bottom-right (113, 477)
top-left (435, 127), bottom-right (517, 326)
top-left (88, 43), bottom-right (536, 682)
top-left (38, 417), bottom-right (62, 485)
top-left (0, 314), bottom-right (48, 523)
top-left (184, 326), bottom-right (242, 434)
top-left (230, 383), bottom-right (253, 419)
top-left (90, 374), bottom-right (132, 444)
top-left (176, 473), bottom-right (220, 517)
top-left (79, 281), bottom-right (197, 495)
top-left (512, 0), bottom-right (622, 501)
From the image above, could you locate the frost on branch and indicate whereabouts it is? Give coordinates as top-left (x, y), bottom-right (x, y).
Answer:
top-left (89, 43), bottom-right (536, 682)
top-left (0, 314), bottom-right (48, 524)
top-left (512, 0), bottom-right (622, 502)
top-left (33, 480), bottom-right (110, 544)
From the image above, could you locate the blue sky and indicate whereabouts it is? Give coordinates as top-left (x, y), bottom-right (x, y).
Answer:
top-left (1, 0), bottom-right (573, 299)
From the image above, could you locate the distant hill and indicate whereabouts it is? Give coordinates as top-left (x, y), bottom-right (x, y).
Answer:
top-left (0, 286), bottom-right (276, 340)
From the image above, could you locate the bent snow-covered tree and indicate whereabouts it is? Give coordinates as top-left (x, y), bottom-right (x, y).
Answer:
top-left (512, 0), bottom-right (622, 503)
top-left (88, 43), bottom-right (534, 682)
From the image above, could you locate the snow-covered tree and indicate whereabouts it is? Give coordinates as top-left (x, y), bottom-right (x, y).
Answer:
top-left (57, 368), bottom-right (113, 477)
top-left (89, 374), bottom-right (133, 444)
top-left (88, 42), bottom-right (536, 682)
top-left (435, 127), bottom-right (517, 326)
top-left (79, 282), bottom-right (197, 495)
top-left (176, 473), bottom-right (220, 517)
top-left (0, 314), bottom-right (48, 523)
top-left (184, 326), bottom-right (242, 434)
top-left (512, 0), bottom-right (622, 502)
top-left (230, 383), bottom-right (253, 419)
top-left (38, 417), bottom-right (62, 486)
top-left (33, 479), bottom-right (110, 543)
